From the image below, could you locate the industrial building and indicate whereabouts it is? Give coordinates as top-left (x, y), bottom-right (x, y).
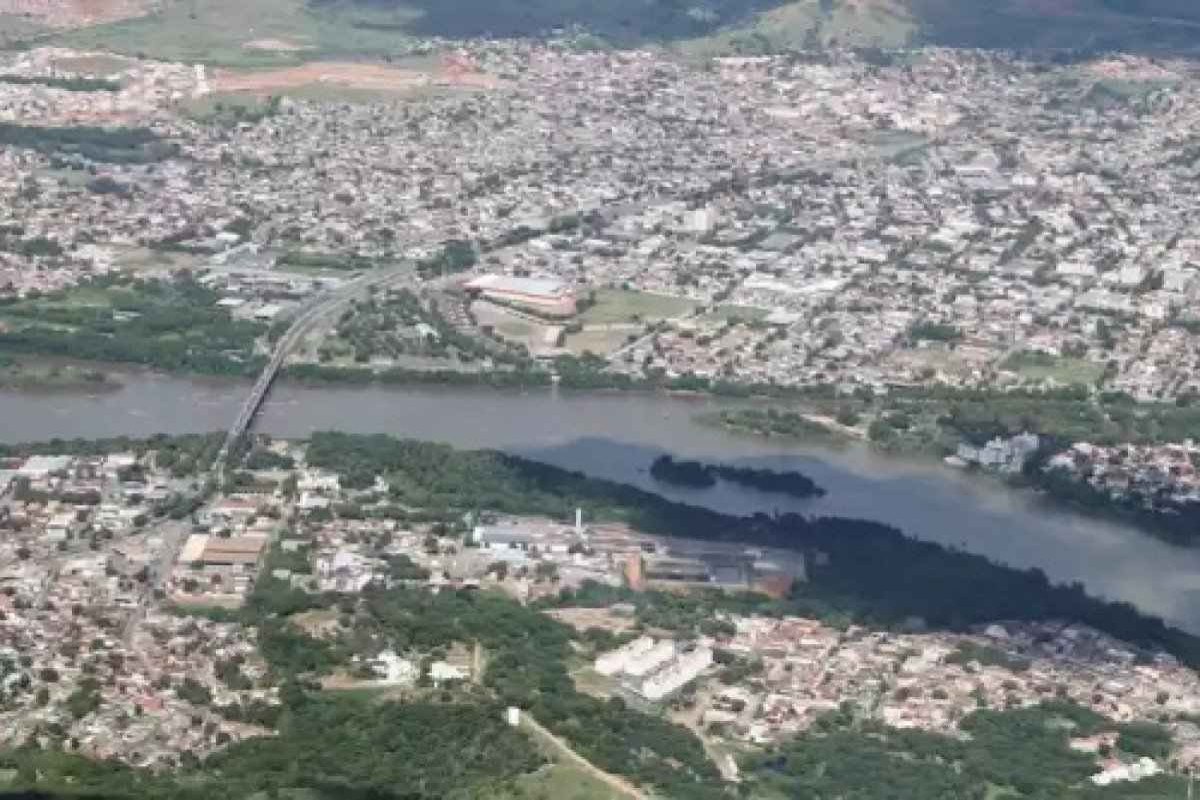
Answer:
top-left (642, 555), bottom-right (712, 585)
top-left (462, 274), bottom-right (577, 317)
top-left (179, 534), bottom-right (268, 571)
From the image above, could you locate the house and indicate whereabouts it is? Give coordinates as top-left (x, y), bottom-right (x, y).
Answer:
top-left (429, 661), bottom-right (468, 686)
top-left (17, 455), bottom-right (72, 480)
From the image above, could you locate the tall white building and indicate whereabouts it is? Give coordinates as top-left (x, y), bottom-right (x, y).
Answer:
top-left (640, 647), bottom-right (714, 701)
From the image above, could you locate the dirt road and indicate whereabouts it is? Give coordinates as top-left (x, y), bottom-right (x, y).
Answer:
top-left (520, 714), bottom-right (649, 800)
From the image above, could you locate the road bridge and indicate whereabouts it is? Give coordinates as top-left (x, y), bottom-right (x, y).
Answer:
top-left (214, 266), bottom-right (413, 474)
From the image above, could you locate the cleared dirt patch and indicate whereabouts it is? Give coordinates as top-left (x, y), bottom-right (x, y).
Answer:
top-left (50, 53), bottom-right (135, 75)
top-left (243, 37), bottom-right (311, 52)
top-left (548, 607), bottom-right (636, 634)
top-left (213, 60), bottom-right (499, 97)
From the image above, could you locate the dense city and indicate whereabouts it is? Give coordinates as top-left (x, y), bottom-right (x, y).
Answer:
top-left (2, 41), bottom-right (1200, 515)
top-left (2, 17), bottom-right (1200, 798)
top-left (0, 432), bottom-right (1198, 796)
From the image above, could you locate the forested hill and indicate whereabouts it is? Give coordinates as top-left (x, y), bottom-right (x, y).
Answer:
top-left (910, 0), bottom-right (1200, 55)
top-left (310, 0), bottom-right (1200, 54)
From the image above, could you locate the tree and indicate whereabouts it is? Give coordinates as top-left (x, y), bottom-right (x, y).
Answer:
top-left (836, 406), bottom-right (861, 427)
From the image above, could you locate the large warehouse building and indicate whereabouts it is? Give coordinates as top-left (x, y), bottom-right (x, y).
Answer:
top-left (463, 274), bottom-right (577, 317)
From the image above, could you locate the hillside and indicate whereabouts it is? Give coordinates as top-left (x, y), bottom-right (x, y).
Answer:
top-left (4, 0), bottom-right (1200, 63)
top-left (910, 0), bottom-right (1200, 55)
top-left (318, 0), bottom-right (1200, 53)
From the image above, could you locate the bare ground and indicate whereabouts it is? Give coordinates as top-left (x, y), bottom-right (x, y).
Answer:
top-left (212, 59), bottom-right (500, 96)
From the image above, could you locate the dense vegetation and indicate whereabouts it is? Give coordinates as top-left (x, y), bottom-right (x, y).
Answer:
top-left (311, 0), bottom-right (790, 45)
top-left (0, 122), bottom-right (175, 164)
top-left (911, 0), bottom-right (1200, 55)
top-left (909, 322), bottom-right (962, 342)
top-left (0, 74), bottom-right (121, 92)
top-left (0, 695), bottom-right (543, 799)
top-left (320, 288), bottom-right (528, 368)
top-left (0, 274), bottom-right (267, 376)
top-left (716, 406), bottom-right (844, 441)
top-left (285, 362), bottom-right (553, 389)
top-left (354, 586), bottom-right (723, 798)
top-left (309, 0), bottom-right (1200, 55)
top-left (649, 454), bottom-right (826, 498)
top-left (276, 248), bottom-right (373, 272)
top-left (649, 454), bottom-right (718, 488)
top-left (415, 239), bottom-right (477, 279)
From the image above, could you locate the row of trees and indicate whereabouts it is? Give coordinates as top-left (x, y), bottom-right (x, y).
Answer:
top-left (0, 121), bottom-right (176, 163)
top-left (0, 74), bottom-right (121, 92)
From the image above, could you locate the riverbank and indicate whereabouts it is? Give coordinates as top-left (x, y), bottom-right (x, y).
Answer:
top-left (6, 374), bottom-right (1200, 630)
top-left (0, 355), bottom-right (122, 393)
top-left (709, 403), bottom-right (1200, 548)
top-left (0, 351), bottom-right (1192, 551)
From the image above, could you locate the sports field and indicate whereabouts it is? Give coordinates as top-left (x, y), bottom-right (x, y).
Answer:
top-left (578, 289), bottom-right (696, 325)
top-left (1000, 350), bottom-right (1105, 386)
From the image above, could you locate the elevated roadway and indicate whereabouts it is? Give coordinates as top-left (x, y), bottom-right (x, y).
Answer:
top-left (214, 265), bottom-right (413, 474)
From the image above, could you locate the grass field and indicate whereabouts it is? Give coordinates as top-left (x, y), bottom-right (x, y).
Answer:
top-left (700, 304), bottom-right (769, 323)
top-left (51, 0), bottom-right (422, 68)
top-left (564, 329), bottom-right (630, 358)
top-left (510, 764), bottom-right (624, 800)
top-left (110, 245), bottom-right (207, 273)
top-left (569, 666), bottom-right (616, 700)
top-left (1000, 350), bottom-right (1105, 386)
top-left (495, 318), bottom-right (537, 340)
top-left (182, 91), bottom-right (276, 120)
top-left (578, 289), bottom-right (697, 325)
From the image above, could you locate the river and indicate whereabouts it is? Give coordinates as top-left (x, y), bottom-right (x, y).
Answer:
top-left (3, 368), bottom-right (1199, 631)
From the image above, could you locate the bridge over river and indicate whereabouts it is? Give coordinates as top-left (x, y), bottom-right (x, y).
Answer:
top-left (214, 265), bottom-right (415, 473)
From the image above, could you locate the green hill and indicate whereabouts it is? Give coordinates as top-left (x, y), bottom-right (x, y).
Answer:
top-left (13, 0), bottom-right (1200, 65)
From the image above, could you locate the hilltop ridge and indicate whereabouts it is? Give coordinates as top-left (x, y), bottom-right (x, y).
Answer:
top-left (4, 0), bottom-right (1200, 58)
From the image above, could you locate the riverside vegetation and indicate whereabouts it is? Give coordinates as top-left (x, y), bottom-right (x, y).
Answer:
top-left (648, 454), bottom-right (825, 498)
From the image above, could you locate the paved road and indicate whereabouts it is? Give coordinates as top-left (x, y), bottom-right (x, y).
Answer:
top-left (121, 519), bottom-right (190, 645)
